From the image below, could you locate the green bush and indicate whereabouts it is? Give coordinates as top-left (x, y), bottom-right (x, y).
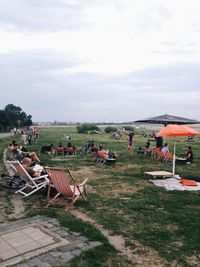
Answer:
top-left (104, 126), bottom-right (118, 133)
top-left (77, 123), bottom-right (100, 133)
top-left (123, 126), bottom-right (134, 131)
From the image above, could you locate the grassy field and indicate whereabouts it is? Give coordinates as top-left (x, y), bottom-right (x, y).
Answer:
top-left (0, 126), bottom-right (200, 267)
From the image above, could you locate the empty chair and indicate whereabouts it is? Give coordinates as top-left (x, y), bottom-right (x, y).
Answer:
top-left (46, 167), bottom-right (88, 207)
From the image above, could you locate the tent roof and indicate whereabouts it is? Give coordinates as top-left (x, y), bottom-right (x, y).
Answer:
top-left (135, 114), bottom-right (200, 125)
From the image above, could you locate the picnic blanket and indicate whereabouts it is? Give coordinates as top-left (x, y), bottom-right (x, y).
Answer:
top-left (150, 178), bottom-right (200, 191)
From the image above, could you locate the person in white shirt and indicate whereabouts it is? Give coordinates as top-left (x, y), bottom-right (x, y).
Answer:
top-left (161, 143), bottom-right (169, 154)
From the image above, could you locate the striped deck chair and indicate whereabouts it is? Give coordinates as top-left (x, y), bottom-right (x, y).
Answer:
top-left (97, 151), bottom-right (116, 165)
top-left (46, 167), bottom-right (88, 207)
top-left (152, 147), bottom-right (161, 157)
top-left (91, 151), bottom-right (106, 164)
top-left (155, 150), bottom-right (165, 161)
top-left (7, 161), bottom-right (49, 197)
top-left (163, 152), bottom-right (174, 162)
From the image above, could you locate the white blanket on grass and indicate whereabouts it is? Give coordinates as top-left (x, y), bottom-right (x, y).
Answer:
top-left (150, 178), bottom-right (200, 191)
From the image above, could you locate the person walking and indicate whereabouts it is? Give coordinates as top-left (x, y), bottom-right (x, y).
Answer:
top-left (127, 131), bottom-right (134, 151)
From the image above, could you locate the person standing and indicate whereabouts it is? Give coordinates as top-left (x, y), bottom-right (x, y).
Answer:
top-left (127, 131), bottom-right (134, 151)
top-left (155, 136), bottom-right (163, 148)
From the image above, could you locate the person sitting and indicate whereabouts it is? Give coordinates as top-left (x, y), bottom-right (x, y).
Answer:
top-left (55, 142), bottom-right (64, 155)
top-left (58, 142), bottom-right (63, 147)
top-left (22, 157), bottom-right (42, 177)
top-left (7, 142), bottom-right (41, 163)
top-left (161, 143), bottom-right (169, 154)
top-left (65, 142), bottom-right (76, 155)
top-left (144, 141), bottom-right (153, 156)
top-left (186, 146), bottom-right (193, 164)
top-left (98, 144), bottom-right (118, 159)
top-left (137, 147), bottom-right (144, 155)
top-left (98, 144), bottom-right (109, 159)
top-left (6, 143), bottom-right (17, 161)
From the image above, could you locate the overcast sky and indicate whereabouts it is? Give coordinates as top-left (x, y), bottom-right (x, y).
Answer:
top-left (0, 0), bottom-right (200, 122)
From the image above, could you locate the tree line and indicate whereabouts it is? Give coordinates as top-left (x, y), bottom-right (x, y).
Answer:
top-left (0, 104), bottom-right (32, 132)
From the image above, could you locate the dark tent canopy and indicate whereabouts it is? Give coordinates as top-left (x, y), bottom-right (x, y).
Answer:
top-left (135, 114), bottom-right (200, 125)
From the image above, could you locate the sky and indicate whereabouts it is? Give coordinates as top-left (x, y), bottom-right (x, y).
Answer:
top-left (0, 0), bottom-right (200, 122)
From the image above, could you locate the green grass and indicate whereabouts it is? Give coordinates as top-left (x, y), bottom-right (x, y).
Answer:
top-left (1, 126), bottom-right (200, 266)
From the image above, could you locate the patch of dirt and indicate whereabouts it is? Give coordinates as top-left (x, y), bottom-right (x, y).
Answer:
top-left (117, 164), bottom-right (142, 171)
top-left (108, 182), bottom-right (138, 197)
top-left (70, 209), bottom-right (176, 267)
top-left (51, 157), bottom-right (71, 161)
top-left (9, 194), bottom-right (25, 219)
top-left (0, 190), bottom-right (25, 223)
top-left (0, 191), bottom-right (11, 222)
top-left (71, 166), bottom-right (97, 180)
top-left (186, 255), bottom-right (200, 267)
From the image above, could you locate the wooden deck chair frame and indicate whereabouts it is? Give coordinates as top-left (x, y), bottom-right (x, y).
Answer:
top-left (95, 151), bottom-right (117, 165)
top-left (91, 151), bottom-right (106, 164)
top-left (46, 167), bottom-right (88, 207)
top-left (7, 161), bottom-right (49, 197)
top-left (97, 151), bottom-right (116, 165)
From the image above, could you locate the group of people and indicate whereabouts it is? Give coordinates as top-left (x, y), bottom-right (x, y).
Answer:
top-left (55, 142), bottom-right (76, 156)
top-left (21, 128), bottom-right (39, 145)
top-left (6, 140), bottom-right (45, 178)
top-left (6, 140), bottom-right (41, 163)
top-left (137, 139), bottom-right (194, 164)
top-left (160, 143), bottom-right (193, 163)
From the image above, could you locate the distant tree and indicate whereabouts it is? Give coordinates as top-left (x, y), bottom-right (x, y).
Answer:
top-left (0, 110), bottom-right (8, 132)
top-left (0, 104), bottom-right (32, 132)
top-left (77, 123), bottom-right (100, 133)
top-left (104, 126), bottom-right (118, 133)
top-left (123, 126), bottom-right (134, 131)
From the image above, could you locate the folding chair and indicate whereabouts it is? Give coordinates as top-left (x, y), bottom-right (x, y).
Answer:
top-left (91, 151), bottom-right (106, 164)
top-left (7, 161), bottom-right (49, 197)
top-left (45, 167), bottom-right (88, 207)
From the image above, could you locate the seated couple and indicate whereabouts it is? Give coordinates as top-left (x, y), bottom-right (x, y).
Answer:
top-left (6, 140), bottom-right (41, 164)
top-left (56, 142), bottom-right (76, 155)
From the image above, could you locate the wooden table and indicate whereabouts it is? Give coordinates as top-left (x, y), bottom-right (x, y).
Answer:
top-left (144, 171), bottom-right (174, 179)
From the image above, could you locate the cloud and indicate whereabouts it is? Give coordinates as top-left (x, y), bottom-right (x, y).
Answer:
top-left (0, 50), bottom-right (199, 122)
top-left (0, 0), bottom-right (92, 32)
top-left (0, 1), bottom-right (200, 122)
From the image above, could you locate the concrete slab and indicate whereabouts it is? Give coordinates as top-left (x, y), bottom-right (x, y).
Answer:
top-left (0, 224), bottom-right (68, 266)
top-left (0, 216), bottom-right (102, 267)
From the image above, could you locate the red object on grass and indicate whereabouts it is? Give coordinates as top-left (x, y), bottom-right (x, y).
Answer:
top-left (180, 179), bottom-right (198, 186)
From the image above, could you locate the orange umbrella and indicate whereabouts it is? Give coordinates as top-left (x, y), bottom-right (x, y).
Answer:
top-left (156, 124), bottom-right (199, 137)
top-left (156, 124), bottom-right (199, 175)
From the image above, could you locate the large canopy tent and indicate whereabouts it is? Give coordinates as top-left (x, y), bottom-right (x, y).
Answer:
top-left (135, 114), bottom-right (200, 125)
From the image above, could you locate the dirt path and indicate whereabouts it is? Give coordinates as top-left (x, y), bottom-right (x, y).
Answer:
top-left (9, 194), bottom-right (25, 219)
top-left (70, 209), bottom-right (179, 267)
